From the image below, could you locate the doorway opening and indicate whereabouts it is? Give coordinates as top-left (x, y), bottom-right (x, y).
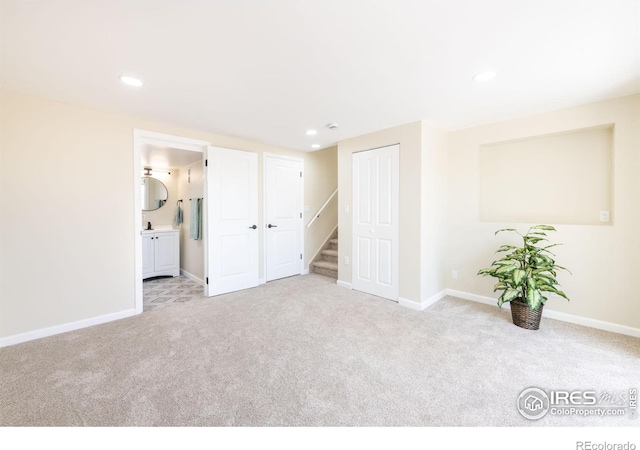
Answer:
top-left (133, 130), bottom-right (211, 314)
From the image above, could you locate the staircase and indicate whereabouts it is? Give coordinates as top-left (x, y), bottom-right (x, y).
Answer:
top-left (311, 233), bottom-right (338, 279)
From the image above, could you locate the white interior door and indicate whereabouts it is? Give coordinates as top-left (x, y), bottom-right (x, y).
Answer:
top-left (265, 155), bottom-right (303, 282)
top-left (206, 146), bottom-right (259, 296)
top-left (352, 144), bottom-right (399, 301)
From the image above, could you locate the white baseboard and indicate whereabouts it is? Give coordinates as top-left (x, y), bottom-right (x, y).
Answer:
top-left (398, 297), bottom-right (421, 310)
top-left (444, 289), bottom-right (640, 339)
top-left (301, 269), bottom-right (310, 275)
top-left (445, 289), bottom-right (499, 308)
top-left (336, 280), bottom-right (352, 289)
top-left (259, 277), bottom-right (266, 285)
top-left (399, 290), bottom-right (447, 311)
top-left (0, 308), bottom-right (137, 348)
top-left (423, 290), bottom-right (448, 309)
top-left (540, 309), bottom-right (640, 338)
top-left (180, 269), bottom-right (204, 286)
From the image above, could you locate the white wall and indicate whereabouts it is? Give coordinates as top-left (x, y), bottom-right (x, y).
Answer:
top-left (446, 94), bottom-right (640, 329)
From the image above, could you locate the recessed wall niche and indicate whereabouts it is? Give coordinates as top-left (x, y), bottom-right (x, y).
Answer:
top-left (479, 124), bottom-right (614, 225)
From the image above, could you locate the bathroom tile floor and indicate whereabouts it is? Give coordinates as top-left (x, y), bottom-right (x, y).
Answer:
top-left (143, 276), bottom-right (205, 312)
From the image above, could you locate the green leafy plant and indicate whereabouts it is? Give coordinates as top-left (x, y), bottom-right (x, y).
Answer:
top-left (478, 225), bottom-right (570, 311)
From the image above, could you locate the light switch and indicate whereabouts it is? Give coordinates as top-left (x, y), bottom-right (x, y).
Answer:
top-left (345, 204), bottom-right (350, 213)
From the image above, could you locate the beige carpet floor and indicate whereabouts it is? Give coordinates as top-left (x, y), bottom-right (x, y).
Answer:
top-left (1, 274), bottom-right (638, 426)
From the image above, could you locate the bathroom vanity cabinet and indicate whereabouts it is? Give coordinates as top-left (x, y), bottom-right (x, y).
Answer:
top-left (142, 229), bottom-right (180, 279)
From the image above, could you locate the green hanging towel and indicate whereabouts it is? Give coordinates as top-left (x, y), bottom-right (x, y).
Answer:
top-left (189, 198), bottom-right (202, 240)
top-left (173, 201), bottom-right (183, 226)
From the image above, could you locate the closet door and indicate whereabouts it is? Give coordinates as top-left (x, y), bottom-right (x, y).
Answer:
top-left (205, 146), bottom-right (259, 296)
top-left (352, 144), bottom-right (399, 301)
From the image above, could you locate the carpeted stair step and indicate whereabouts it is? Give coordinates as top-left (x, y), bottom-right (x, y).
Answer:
top-left (312, 260), bottom-right (338, 279)
top-left (321, 249), bottom-right (338, 263)
top-left (329, 238), bottom-right (338, 250)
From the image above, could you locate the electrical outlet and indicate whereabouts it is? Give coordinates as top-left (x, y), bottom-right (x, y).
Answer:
top-left (344, 256), bottom-right (349, 265)
top-left (452, 270), bottom-right (458, 280)
top-left (599, 211), bottom-right (610, 222)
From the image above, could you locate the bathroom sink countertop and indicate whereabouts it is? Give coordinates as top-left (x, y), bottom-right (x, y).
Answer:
top-left (142, 226), bottom-right (177, 233)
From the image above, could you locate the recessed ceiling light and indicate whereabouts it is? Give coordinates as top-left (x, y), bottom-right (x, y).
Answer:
top-left (473, 70), bottom-right (496, 82)
top-left (311, 144), bottom-right (321, 149)
top-left (306, 129), bottom-right (317, 136)
top-left (120, 75), bottom-right (144, 87)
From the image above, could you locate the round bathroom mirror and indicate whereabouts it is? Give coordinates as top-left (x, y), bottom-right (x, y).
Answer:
top-left (141, 177), bottom-right (168, 211)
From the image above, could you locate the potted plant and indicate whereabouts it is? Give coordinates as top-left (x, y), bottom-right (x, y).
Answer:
top-left (477, 225), bottom-right (570, 330)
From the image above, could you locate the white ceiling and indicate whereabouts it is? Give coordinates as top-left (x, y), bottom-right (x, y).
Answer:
top-left (1, 0), bottom-right (638, 152)
top-left (141, 144), bottom-right (202, 170)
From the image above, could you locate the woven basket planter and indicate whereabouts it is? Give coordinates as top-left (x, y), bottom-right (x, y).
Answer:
top-left (510, 300), bottom-right (543, 330)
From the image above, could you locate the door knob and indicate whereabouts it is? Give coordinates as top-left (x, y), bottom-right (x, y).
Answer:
top-left (249, 225), bottom-right (257, 229)
top-left (268, 224), bottom-right (278, 228)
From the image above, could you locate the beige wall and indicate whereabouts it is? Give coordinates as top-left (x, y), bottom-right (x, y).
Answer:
top-left (3, 87), bottom-right (635, 340)
top-left (1, 91), bottom-right (135, 338)
top-left (177, 161), bottom-right (204, 280)
top-left (303, 146), bottom-right (338, 266)
top-left (0, 90), bottom-right (337, 339)
top-left (446, 94), bottom-right (640, 328)
top-left (338, 121), bottom-right (424, 302)
top-left (337, 121), bottom-right (448, 304)
top-left (479, 125), bottom-right (613, 225)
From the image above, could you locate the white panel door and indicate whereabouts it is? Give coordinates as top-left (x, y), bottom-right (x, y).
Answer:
top-left (265, 156), bottom-right (303, 281)
top-left (352, 144), bottom-right (399, 301)
top-left (206, 146), bottom-right (259, 296)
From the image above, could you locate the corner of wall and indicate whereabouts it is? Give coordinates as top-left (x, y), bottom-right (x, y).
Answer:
top-left (420, 122), bottom-right (448, 301)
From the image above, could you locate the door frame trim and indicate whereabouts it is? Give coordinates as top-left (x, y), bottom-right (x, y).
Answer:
top-left (262, 152), bottom-right (305, 282)
top-left (133, 129), bottom-right (211, 313)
